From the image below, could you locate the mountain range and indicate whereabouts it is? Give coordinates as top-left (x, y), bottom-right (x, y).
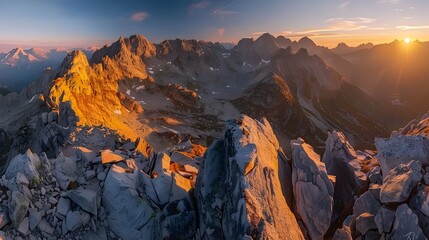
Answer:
top-left (0, 33), bottom-right (429, 239)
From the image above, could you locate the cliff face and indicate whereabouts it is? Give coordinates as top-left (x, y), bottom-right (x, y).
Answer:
top-left (195, 116), bottom-right (304, 240)
top-left (45, 39), bottom-right (155, 154)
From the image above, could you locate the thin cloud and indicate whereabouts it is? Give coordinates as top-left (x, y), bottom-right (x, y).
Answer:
top-left (131, 12), bottom-right (149, 22)
top-left (325, 17), bottom-right (376, 31)
top-left (339, 1), bottom-right (350, 9)
top-left (397, 25), bottom-right (429, 30)
top-left (189, 1), bottom-right (210, 15)
top-left (281, 17), bottom-right (380, 38)
top-left (217, 28), bottom-right (225, 36)
top-left (211, 2), bottom-right (238, 16)
top-left (378, 0), bottom-right (401, 4)
top-left (211, 9), bottom-right (238, 16)
top-left (279, 31), bottom-right (342, 38)
top-left (251, 32), bottom-right (266, 36)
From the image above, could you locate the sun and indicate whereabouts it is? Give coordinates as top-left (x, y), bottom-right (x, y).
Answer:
top-left (404, 37), bottom-right (411, 44)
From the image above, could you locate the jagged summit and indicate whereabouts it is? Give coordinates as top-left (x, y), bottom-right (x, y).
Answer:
top-left (91, 34), bottom-right (156, 64)
top-left (55, 50), bottom-right (90, 80)
top-left (298, 36), bottom-right (317, 48)
top-left (0, 47), bottom-right (38, 66)
top-left (253, 33), bottom-right (280, 59)
top-left (276, 35), bottom-right (293, 48)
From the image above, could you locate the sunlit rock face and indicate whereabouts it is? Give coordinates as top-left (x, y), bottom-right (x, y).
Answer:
top-left (195, 115), bottom-right (304, 240)
top-left (291, 138), bottom-right (334, 240)
top-left (46, 40), bottom-right (153, 155)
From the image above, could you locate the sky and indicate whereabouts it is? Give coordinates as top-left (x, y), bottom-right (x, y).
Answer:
top-left (0, 0), bottom-right (428, 52)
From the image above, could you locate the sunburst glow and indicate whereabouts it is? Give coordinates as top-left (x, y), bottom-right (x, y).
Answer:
top-left (404, 37), bottom-right (411, 44)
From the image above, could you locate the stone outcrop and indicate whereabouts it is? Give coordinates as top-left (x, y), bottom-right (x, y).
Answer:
top-left (291, 138), bottom-right (334, 240)
top-left (389, 204), bottom-right (426, 239)
top-left (380, 160), bottom-right (422, 203)
top-left (334, 129), bottom-right (429, 240)
top-left (375, 134), bottom-right (429, 177)
top-left (195, 115), bottom-right (304, 240)
top-left (163, 84), bottom-right (202, 109)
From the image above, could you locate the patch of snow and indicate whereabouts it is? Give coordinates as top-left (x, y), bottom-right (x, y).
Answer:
top-left (209, 67), bottom-right (214, 71)
top-left (242, 62), bottom-right (246, 67)
top-left (167, 62), bottom-right (171, 64)
top-left (222, 53), bottom-right (231, 56)
top-left (132, 85), bottom-right (136, 89)
top-left (159, 69), bottom-right (163, 72)
top-left (166, 98), bottom-right (170, 101)
top-left (139, 101), bottom-right (146, 105)
top-left (126, 90), bottom-right (131, 95)
top-left (136, 85), bottom-right (145, 90)
top-left (391, 99), bottom-right (406, 106)
top-left (161, 126), bottom-right (180, 135)
top-left (147, 67), bottom-right (153, 70)
top-left (226, 85), bottom-right (232, 88)
top-left (28, 95), bottom-right (36, 103)
top-left (113, 109), bottom-right (122, 115)
top-left (212, 91), bottom-right (220, 95)
top-left (149, 70), bottom-right (154, 74)
top-left (262, 59), bottom-right (271, 64)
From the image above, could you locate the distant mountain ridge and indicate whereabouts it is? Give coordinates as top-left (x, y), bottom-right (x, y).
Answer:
top-left (0, 47), bottom-right (97, 91)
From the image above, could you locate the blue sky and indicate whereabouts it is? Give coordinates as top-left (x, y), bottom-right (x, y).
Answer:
top-left (0, 0), bottom-right (428, 51)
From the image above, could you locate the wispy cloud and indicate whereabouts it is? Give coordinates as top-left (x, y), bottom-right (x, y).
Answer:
top-left (281, 17), bottom-right (379, 38)
top-left (325, 17), bottom-right (376, 30)
top-left (211, 9), bottom-right (238, 16)
top-left (189, 1), bottom-right (210, 15)
top-left (131, 12), bottom-right (149, 22)
top-left (339, 1), bottom-right (350, 9)
top-left (397, 25), bottom-right (429, 30)
top-left (251, 32), bottom-right (266, 37)
top-left (211, 2), bottom-right (238, 17)
top-left (378, 0), bottom-right (401, 4)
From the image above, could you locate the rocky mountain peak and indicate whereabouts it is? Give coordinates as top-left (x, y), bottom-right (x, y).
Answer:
top-left (235, 37), bottom-right (254, 49)
top-left (255, 33), bottom-right (276, 42)
top-left (0, 47), bottom-right (38, 66)
top-left (298, 36), bottom-right (317, 48)
top-left (91, 34), bottom-right (156, 64)
top-left (55, 50), bottom-right (89, 80)
top-left (336, 42), bottom-right (349, 48)
top-left (276, 35), bottom-right (293, 48)
top-left (254, 33), bottom-right (280, 59)
top-left (126, 34), bottom-right (157, 58)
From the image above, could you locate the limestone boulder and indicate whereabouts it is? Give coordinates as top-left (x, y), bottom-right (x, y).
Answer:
top-left (390, 204), bottom-right (426, 240)
top-left (380, 160), bottom-right (422, 203)
top-left (291, 138), bottom-right (334, 240)
top-left (375, 135), bottom-right (429, 177)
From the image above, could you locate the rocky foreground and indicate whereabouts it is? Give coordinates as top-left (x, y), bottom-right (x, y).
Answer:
top-left (0, 113), bottom-right (429, 240)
